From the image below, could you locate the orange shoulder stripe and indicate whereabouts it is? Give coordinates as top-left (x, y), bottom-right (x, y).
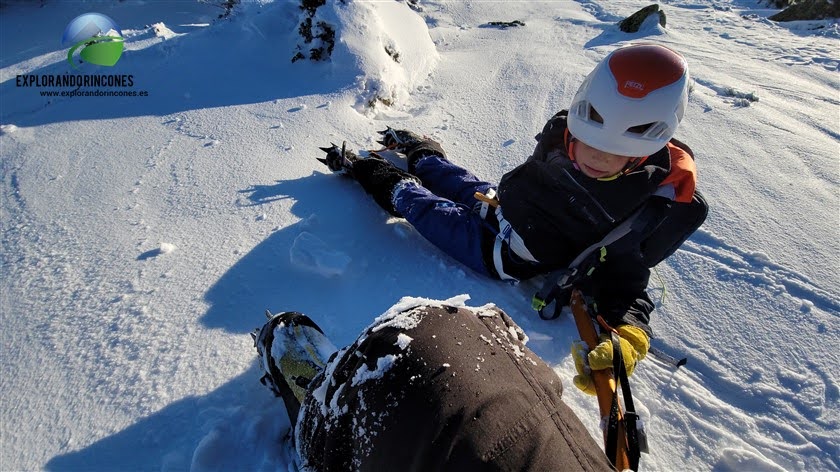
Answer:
top-left (661, 142), bottom-right (697, 203)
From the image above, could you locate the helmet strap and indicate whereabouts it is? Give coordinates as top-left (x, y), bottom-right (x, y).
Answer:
top-left (600, 155), bottom-right (648, 181)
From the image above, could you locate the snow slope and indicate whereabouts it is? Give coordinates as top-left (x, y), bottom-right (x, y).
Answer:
top-left (1, 0), bottom-right (838, 470)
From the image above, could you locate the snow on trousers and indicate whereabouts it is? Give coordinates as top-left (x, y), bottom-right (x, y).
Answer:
top-left (392, 154), bottom-right (498, 277)
top-left (295, 303), bottom-right (613, 471)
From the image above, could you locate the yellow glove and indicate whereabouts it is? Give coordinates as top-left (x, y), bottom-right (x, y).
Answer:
top-left (571, 325), bottom-right (650, 395)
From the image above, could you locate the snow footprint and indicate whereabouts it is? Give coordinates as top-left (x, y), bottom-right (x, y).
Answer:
top-left (289, 232), bottom-right (351, 277)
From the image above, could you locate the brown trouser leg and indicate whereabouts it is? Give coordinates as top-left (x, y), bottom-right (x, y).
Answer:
top-left (296, 303), bottom-right (613, 472)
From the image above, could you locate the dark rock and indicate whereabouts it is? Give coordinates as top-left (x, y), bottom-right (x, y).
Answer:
top-left (292, 0), bottom-right (335, 62)
top-left (480, 20), bottom-right (526, 29)
top-left (769, 0), bottom-right (840, 21)
top-left (760, 0), bottom-right (798, 7)
top-left (619, 4), bottom-right (666, 33)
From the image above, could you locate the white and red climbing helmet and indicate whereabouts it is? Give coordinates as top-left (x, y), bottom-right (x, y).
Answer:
top-left (567, 43), bottom-right (690, 157)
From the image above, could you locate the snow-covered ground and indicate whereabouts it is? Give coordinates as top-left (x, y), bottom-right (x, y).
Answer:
top-left (1, 0), bottom-right (838, 470)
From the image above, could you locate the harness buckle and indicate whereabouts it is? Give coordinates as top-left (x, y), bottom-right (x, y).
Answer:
top-left (531, 295), bottom-right (547, 311)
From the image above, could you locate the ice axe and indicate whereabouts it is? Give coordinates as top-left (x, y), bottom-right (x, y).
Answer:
top-left (570, 289), bottom-right (645, 471)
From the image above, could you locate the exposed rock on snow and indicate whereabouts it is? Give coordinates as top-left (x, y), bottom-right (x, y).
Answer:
top-left (761, 0), bottom-right (797, 7)
top-left (291, 0), bottom-right (438, 112)
top-left (619, 4), bottom-right (667, 33)
top-left (480, 20), bottom-right (526, 29)
top-left (770, 0), bottom-right (840, 21)
top-left (291, 0), bottom-right (336, 62)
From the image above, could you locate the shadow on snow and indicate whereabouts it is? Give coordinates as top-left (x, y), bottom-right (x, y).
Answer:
top-left (44, 365), bottom-right (292, 472)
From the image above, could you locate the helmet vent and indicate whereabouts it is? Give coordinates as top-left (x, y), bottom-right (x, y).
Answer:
top-left (589, 106), bottom-right (604, 124)
top-left (645, 122), bottom-right (669, 139)
top-left (572, 100), bottom-right (589, 119)
top-left (625, 121), bottom-right (669, 140)
top-left (626, 122), bottom-right (654, 134)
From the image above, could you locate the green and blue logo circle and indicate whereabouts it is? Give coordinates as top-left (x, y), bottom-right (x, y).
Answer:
top-left (62, 13), bottom-right (124, 68)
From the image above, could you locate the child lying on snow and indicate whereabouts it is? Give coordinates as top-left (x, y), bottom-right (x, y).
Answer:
top-left (253, 299), bottom-right (615, 471)
top-left (318, 43), bottom-right (707, 393)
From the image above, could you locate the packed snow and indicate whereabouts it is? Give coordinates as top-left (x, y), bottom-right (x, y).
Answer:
top-left (1, 0), bottom-right (838, 471)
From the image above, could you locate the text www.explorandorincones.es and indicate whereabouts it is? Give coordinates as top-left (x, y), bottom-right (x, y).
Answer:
top-left (39, 89), bottom-right (150, 97)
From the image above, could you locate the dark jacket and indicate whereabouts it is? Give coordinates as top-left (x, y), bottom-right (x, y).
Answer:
top-left (498, 111), bottom-right (697, 332)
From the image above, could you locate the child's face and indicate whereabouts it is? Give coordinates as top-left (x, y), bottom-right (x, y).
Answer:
top-left (574, 140), bottom-right (635, 179)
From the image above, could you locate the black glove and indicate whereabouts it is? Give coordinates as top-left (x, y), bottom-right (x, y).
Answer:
top-left (318, 142), bottom-right (358, 172)
top-left (351, 156), bottom-right (420, 217)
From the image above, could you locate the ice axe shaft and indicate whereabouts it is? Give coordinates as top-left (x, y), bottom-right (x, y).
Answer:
top-left (570, 289), bottom-right (631, 471)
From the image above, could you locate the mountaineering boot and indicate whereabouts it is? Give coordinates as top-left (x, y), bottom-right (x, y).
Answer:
top-left (252, 311), bottom-right (337, 424)
top-left (318, 144), bottom-right (421, 217)
top-left (377, 127), bottom-right (447, 174)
